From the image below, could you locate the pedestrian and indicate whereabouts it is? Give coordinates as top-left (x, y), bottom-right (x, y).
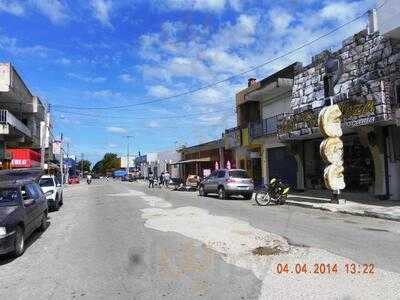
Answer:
top-left (164, 171), bottom-right (170, 188)
top-left (159, 172), bottom-right (164, 187)
top-left (148, 171), bottom-right (155, 188)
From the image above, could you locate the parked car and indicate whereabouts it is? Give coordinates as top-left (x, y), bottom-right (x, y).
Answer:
top-left (0, 170), bottom-right (48, 257)
top-left (198, 169), bottom-right (254, 199)
top-left (68, 175), bottom-right (79, 184)
top-left (39, 175), bottom-right (63, 211)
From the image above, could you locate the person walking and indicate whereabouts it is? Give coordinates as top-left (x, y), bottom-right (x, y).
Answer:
top-left (164, 171), bottom-right (170, 188)
top-left (148, 171), bottom-right (155, 188)
top-left (159, 172), bottom-right (164, 187)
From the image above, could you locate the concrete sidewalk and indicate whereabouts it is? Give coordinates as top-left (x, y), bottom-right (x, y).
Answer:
top-left (286, 191), bottom-right (400, 222)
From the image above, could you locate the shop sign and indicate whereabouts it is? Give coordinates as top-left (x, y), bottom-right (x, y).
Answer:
top-left (52, 141), bottom-right (61, 155)
top-left (12, 159), bottom-right (31, 168)
top-left (279, 100), bottom-right (377, 136)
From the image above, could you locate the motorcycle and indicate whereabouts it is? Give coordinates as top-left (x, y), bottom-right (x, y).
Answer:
top-left (255, 178), bottom-right (290, 206)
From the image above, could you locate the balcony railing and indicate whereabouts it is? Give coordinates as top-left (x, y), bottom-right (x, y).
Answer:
top-left (249, 114), bottom-right (284, 139)
top-left (0, 109), bottom-right (31, 137)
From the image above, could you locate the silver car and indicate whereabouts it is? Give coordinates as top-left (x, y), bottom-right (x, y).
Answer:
top-left (199, 169), bottom-right (254, 199)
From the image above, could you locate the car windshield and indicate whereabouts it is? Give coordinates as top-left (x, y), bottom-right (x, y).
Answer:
top-left (229, 170), bottom-right (249, 178)
top-left (39, 178), bottom-right (53, 187)
top-left (0, 188), bottom-right (19, 205)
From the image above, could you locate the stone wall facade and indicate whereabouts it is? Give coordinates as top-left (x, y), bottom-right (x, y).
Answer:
top-left (288, 29), bottom-right (400, 134)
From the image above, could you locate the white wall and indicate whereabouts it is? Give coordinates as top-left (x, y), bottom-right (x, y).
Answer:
top-left (261, 93), bottom-right (291, 119)
top-left (377, 0), bottom-right (400, 39)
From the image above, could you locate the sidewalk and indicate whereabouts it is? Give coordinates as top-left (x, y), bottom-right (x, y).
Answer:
top-left (286, 190), bottom-right (400, 222)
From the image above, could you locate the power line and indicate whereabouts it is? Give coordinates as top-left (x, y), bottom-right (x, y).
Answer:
top-left (53, 107), bottom-right (235, 120)
top-left (50, 3), bottom-right (381, 111)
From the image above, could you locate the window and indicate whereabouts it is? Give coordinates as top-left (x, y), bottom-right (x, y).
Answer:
top-left (0, 188), bottom-right (19, 205)
top-left (26, 184), bottom-right (39, 199)
top-left (33, 183), bottom-right (44, 197)
top-left (229, 170), bottom-right (249, 178)
top-left (39, 178), bottom-right (54, 187)
top-left (209, 171), bottom-right (218, 178)
top-left (217, 171), bottom-right (226, 178)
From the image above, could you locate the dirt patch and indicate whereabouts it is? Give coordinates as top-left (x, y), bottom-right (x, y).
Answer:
top-left (251, 246), bottom-right (283, 256)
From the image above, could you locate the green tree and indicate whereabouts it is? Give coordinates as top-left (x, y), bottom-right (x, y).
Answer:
top-left (102, 153), bottom-right (120, 171)
top-left (93, 153), bottom-right (120, 174)
top-left (92, 160), bottom-right (103, 174)
top-left (77, 159), bottom-right (92, 173)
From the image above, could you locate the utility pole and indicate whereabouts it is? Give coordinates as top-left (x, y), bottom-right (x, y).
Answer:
top-left (125, 135), bottom-right (133, 177)
top-left (40, 106), bottom-right (49, 170)
top-left (81, 153), bottom-right (84, 177)
top-left (60, 133), bottom-right (64, 188)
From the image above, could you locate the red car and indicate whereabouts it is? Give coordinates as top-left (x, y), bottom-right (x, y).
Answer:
top-left (68, 175), bottom-right (80, 184)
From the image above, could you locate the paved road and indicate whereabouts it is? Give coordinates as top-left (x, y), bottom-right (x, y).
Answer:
top-left (0, 180), bottom-right (399, 299)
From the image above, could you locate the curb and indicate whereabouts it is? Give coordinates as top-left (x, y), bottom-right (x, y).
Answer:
top-left (286, 201), bottom-right (400, 222)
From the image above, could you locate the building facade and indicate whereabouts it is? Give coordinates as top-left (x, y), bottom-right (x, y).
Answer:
top-left (276, 25), bottom-right (400, 200)
top-left (0, 63), bottom-right (53, 169)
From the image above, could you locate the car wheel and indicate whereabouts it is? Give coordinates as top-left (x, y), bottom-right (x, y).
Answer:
top-left (53, 197), bottom-right (60, 211)
top-left (40, 212), bottom-right (48, 231)
top-left (218, 187), bottom-right (227, 199)
top-left (13, 226), bottom-right (25, 257)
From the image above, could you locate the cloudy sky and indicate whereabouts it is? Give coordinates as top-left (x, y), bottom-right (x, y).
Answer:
top-left (0, 0), bottom-right (376, 162)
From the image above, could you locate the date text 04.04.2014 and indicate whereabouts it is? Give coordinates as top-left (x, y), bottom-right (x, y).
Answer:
top-left (276, 263), bottom-right (375, 275)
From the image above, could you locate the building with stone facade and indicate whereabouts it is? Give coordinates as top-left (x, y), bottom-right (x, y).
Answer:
top-left (276, 10), bottom-right (400, 200)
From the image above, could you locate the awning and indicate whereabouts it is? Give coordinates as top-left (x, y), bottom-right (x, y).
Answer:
top-left (171, 157), bottom-right (212, 165)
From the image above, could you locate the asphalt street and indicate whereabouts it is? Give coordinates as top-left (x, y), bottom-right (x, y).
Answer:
top-left (0, 180), bottom-right (399, 299)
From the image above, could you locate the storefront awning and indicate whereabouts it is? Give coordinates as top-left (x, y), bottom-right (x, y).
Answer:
top-left (171, 157), bottom-right (212, 165)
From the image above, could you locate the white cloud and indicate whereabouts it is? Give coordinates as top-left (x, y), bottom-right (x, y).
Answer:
top-left (84, 89), bottom-right (122, 99)
top-left (58, 57), bottom-right (71, 64)
top-left (156, 0), bottom-right (246, 12)
top-left (68, 72), bottom-right (106, 83)
top-left (106, 126), bottom-right (127, 133)
top-left (119, 73), bottom-right (134, 83)
top-left (147, 85), bottom-right (174, 98)
top-left (148, 120), bottom-right (160, 128)
top-left (0, 34), bottom-right (52, 57)
top-left (0, 0), bottom-right (25, 16)
top-left (90, 0), bottom-right (113, 27)
top-left (269, 8), bottom-right (294, 33)
top-left (30, 0), bottom-right (69, 25)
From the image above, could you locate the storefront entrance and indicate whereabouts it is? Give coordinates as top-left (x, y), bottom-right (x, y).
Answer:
top-left (268, 147), bottom-right (297, 189)
top-left (304, 135), bottom-right (374, 192)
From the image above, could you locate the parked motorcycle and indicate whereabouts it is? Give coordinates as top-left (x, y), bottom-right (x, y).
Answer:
top-left (255, 178), bottom-right (290, 206)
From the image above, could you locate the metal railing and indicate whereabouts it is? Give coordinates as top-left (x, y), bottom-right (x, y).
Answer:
top-left (249, 114), bottom-right (284, 139)
top-left (0, 109), bottom-right (31, 137)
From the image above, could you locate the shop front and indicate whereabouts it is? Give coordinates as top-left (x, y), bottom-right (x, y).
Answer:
top-left (303, 135), bottom-right (374, 192)
top-left (7, 148), bottom-right (41, 169)
top-left (176, 139), bottom-right (226, 181)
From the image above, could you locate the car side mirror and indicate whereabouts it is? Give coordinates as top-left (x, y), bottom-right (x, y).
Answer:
top-left (23, 198), bottom-right (35, 207)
